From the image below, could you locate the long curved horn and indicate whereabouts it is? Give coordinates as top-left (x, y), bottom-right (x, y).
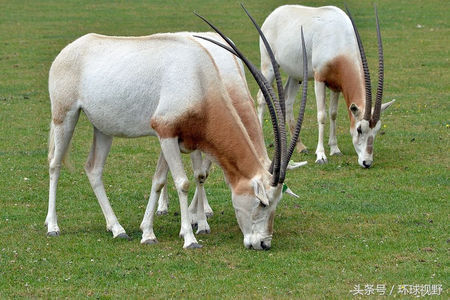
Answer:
top-left (194, 13), bottom-right (283, 185)
top-left (283, 27), bottom-right (308, 179)
top-left (240, 4), bottom-right (286, 119)
top-left (194, 34), bottom-right (282, 185)
top-left (238, 5), bottom-right (288, 185)
top-left (372, 4), bottom-right (384, 124)
top-left (345, 4), bottom-right (372, 121)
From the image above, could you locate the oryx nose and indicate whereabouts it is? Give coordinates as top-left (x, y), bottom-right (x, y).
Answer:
top-left (261, 241), bottom-right (271, 250)
top-left (363, 160), bottom-right (372, 168)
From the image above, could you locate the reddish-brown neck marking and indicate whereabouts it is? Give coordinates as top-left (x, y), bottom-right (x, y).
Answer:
top-left (224, 76), bottom-right (268, 165)
top-left (151, 89), bottom-right (266, 194)
top-left (314, 55), bottom-right (365, 128)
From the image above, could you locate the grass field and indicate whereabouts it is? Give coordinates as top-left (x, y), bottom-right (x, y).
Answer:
top-left (0, 0), bottom-right (448, 298)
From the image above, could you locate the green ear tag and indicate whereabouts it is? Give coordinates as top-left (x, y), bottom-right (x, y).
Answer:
top-left (282, 183), bottom-right (288, 193)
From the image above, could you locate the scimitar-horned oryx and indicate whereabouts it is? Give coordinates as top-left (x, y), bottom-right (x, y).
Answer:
top-left (47, 5), bottom-right (308, 249)
top-left (191, 4), bottom-right (309, 249)
top-left (155, 32), bottom-right (304, 232)
top-left (255, 4), bottom-right (395, 167)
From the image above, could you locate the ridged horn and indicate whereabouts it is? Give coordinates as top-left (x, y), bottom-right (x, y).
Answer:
top-left (240, 3), bottom-right (286, 119)
top-left (238, 4), bottom-right (288, 185)
top-left (284, 27), bottom-right (308, 177)
top-left (345, 4), bottom-right (373, 121)
top-left (372, 4), bottom-right (384, 124)
top-left (194, 12), bottom-right (283, 186)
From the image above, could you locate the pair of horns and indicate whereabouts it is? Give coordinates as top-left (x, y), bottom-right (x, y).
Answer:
top-left (195, 4), bottom-right (308, 186)
top-left (345, 4), bottom-right (384, 125)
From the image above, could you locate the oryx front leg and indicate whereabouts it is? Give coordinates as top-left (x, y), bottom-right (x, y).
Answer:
top-left (314, 81), bottom-right (328, 164)
top-left (46, 109), bottom-right (80, 236)
top-left (328, 90), bottom-right (342, 156)
top-left (140, 153), bottom-right (169, 245)
top-left (85, 128), bottom-right (128, 239)
top-left (188, 151), bottom-right (210, 235)
top-left (159, 138), bottom-right (201, 249)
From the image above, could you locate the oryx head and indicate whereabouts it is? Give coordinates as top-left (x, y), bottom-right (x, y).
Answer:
top-left (346, 5), bottom-right (395, 168)
top-left (196, 4), bottom-right (308, 250)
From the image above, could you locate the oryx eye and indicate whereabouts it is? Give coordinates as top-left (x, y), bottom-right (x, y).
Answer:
top-left (357, 126), bottom-right (362, 135)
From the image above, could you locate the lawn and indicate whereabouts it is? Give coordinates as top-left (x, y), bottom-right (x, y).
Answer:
top-left (0, 0), bottom-right (448, 298)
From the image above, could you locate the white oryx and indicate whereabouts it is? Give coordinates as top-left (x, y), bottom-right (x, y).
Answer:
top-left (46, 5), bottom-right (309, 249)
top-left (256, 5), bottom-right (395, 167)
top-left (155, 32), bottom-right (304, 229)
top-left (46, 32), bottom-right (226, 241)
top-left (153, 31), bottom-right (257, 226)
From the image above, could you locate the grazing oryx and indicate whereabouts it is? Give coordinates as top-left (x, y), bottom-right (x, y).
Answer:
top-left (46, 3), bottom-right (309, 249)
top-left (45, 32), bottom-right (252, 244)
top-left (256, 5), bottom-right (395, 167)
top-left (155, 32), bottom-right (304, 230)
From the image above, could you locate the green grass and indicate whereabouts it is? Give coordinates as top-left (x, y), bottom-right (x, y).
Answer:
top-left (0, 0), bottom-right (448, 298)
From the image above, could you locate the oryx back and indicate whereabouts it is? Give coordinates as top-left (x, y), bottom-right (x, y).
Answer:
top-left (260, 5), bottom-right (359, 80)
top-left (49, 33), bottom-right (215, 138)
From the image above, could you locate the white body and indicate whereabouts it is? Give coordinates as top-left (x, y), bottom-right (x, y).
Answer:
top-left (257, 5), bottom-right (394, 167)
top-left (47, 31), bottom-right (281, 249)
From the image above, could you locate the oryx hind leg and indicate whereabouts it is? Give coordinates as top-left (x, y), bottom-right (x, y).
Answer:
top-left (201, 156), bottom-right (213, 217)
top-left (84, 127), bottom-right (128, 239)
top-left (46, 108), bottom-right (80, 236)
top-left (328, 90), bottom-right (342, 156)
top-left (188, 151), bottom-right (210, 234)
top-left (156, 185), bottom-right (169, 215)
top-left (140, 152), bottom-right (169, 245)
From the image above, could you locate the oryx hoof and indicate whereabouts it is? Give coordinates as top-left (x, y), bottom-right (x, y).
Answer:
top-left (315, 158), bottom-right (328, 164)
top-left (330, 150), bottom-right (343, 156)
top-left (115, 233), bottom-right (131, 240)
top-left (196, 229), bottom-right (210, 235)
top-left (205, 211), bottom-right (213, 218)
top-left (156, 210), bottom-right (168, 216)
top-left (185, 243), bottom-right (203, 249)
top-left (47, 231), bottom-right (60, 237)
top-left (141, 238), bottom-right (158, 245)
top-left (296, 144), bottom-right (308, 153)
top-left (191, 223), bottom-right (198, 231)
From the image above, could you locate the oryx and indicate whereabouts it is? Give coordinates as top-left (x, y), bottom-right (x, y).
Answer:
top-left (46, 33), bottom-right (228, 240)
top-left (155, 32), bottom-right (304, 230)
top-left (256, 5), bottom-right (395, 167)
top-left (47, 5), bottom-right (308, 249)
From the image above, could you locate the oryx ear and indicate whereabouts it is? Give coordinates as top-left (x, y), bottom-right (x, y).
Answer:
top-left (253, 179), bottom-right (269, 207)
top-left (283, 184), bottom-right (299, 198)
top-left (381, 99), bottom-right (395, 113)
top-left (349, 103), bottom-right (361, 119)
